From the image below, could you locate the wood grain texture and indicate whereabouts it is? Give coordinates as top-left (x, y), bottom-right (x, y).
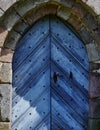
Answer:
top-left (12, 15), bottom-right (89, 130)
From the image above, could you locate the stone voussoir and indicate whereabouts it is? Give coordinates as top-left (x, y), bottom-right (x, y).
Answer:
top-left (79, 26), bottom-right (94, 44)
top-left (0, 7), bottom-right (20, 31)
top-left (13, 19), bottom-right (30, 35)
top-left (4, 30), bottom-right (21, 50)
top-left (0, 48), bottom-right (14, 63)
top-left (72, 1), bottom-right (87, 17)
top-left (57, 5), bottom-right (71, 20)
top-left (51, 0), bottom-right (75, 8)
top-left (0, 28), bottom-right (8, 48)
top-left (67, 14), bottom-right (82, 31)
top-left (84, 12), bottom-right (99, 33)
top-left (24, 3), bottom-right (58, 25)
top-left (14, 0), bottom-right (50, 17)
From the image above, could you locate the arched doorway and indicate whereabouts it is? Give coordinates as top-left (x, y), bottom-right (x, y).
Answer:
top-left (12, 15), bottom-right (89, 130)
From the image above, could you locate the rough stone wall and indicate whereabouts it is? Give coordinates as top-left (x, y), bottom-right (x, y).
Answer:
top-left (0, 0), bottom-right (100, 130)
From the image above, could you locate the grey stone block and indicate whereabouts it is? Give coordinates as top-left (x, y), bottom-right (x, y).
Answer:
top-left (0, 0), bottom-right (16, 11)
top-left (0, 7), bottom-right (20, 30)
top-left (0, 122), bottom-right (11, 130)
top-left (86, 42), bottom-right (100, 61)
top-left (57, 6), bottom-right (71, 20)
top-left (4, 30), bottom-right (21, 50)
top-left (85, 13), bottom-right (97, 27)
top-left (13, 19), bottom-right (30, 35)
top-left (14, 0), bottom-right (49, 16)
top-left (0, 48), bottom-right (14, 63)
top-left (52, 0), bottom-right (75, 8)
top-left (0, 62), bottom-right (12, 83)
top-left (0, 84), bottom-right (12, 122)
top-left (80, 27), bottom-right (93, 44)
top-left (0, 28), bottom-right (8, 47)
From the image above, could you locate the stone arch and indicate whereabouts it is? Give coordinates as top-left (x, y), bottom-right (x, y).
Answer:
top-left (0, 0), bottom-right (99, 61)
top-left (0, 0), bottom-right (100, 129)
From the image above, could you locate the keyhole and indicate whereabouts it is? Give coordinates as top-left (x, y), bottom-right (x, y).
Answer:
top-left (53, 72), bottom-right (59, 83)
top-left (69, 71), bottom-right (73, 80)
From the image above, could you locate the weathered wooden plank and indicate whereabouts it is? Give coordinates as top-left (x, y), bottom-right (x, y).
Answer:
top-left (51, 71), bottom-right (88, 116)
top-left (51, 85), bottom-right (88, 125)
top-left (51, 93), bottom-right (85, 130)
top-left (51, 109), bottom-right (71, 130)
top-left (35, 114), bottom-right (50, 130)
top-left (51, 37), bottom-right (89, 90)
top-left (51, 81), bottom-right (88, 121)
top-left (12, 63), bottom-right (50, 106)
top-left (12, 69), bottom-right (50, 123)
top-left (50, 15), bottom-right (89, 70)
top-left (12, 88), bottom-right (50, 130)
top-left (13, 16), bottom-right (49, 71)
top-left (51, 61), bottom-right (88, 99)
top-left (13, 36), bottom-right (50, 87)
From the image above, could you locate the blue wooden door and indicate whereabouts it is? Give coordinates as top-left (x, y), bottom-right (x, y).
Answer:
top-left (12, 16), bottom-right (89, 130)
